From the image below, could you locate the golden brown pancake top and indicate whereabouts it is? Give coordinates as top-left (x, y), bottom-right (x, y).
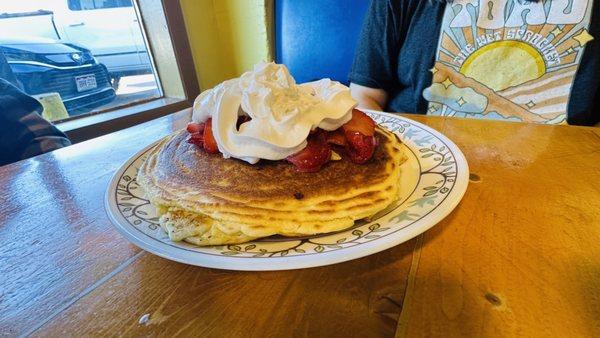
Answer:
top-left (150, 128), bottom-right (399, 202)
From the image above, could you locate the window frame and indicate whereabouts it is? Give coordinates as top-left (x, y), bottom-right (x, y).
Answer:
top-left (56, 0), bottom-right (200, 143)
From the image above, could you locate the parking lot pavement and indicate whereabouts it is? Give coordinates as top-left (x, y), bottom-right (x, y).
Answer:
top-left (117, 74), bottom-right (159, 96)
top-left (93, 74), bottom-right (160, 112)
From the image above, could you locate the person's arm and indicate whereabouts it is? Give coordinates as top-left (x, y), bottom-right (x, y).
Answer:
top-left (350, 83), bottom-right (388, 111)
top-left (0, 79), bottom-right (71, 166)
top-left (349, 0), bottom-right (400, 111)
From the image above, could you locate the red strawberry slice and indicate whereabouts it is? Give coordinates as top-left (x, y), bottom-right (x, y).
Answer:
top-left (345, 131), bottom-right (376, 164)
top-left (326, 129), bottom-right (347, 146)
top-left (186, 122), bottom-right (205, 134)
top-left (187, 132), bottom-right (204, 146)
top-left (342, 109), bottom-right (375, 137)
top-left (186, 122), bottom-right (206, 147)
top-left (203, 118), bottom-right (219, 154)
top-left (286, 134), bottom-right (331, 172)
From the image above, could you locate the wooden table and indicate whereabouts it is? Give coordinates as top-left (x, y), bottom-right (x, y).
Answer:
top-left (1, 110), bottom-right (599, 337)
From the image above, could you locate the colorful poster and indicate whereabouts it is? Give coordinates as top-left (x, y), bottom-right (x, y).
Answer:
top-left (424, 0), bottom-right (595, 123)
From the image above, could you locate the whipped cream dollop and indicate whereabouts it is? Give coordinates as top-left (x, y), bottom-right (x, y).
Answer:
top-left (192, 62), bottom-right (357, 164)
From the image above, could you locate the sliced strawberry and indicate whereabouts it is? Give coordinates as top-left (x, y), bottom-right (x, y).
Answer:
top-left (326, 129), bottom-right (347, 146)
top-left (345, 131), bottom-right (376, 164)
top-left (342, 109), bottom-right (375, 137)
top-left (286, 134), bottom-right (331, 172)
top-left (186, 122), bottom-right (205, 134)
top-left (203, 118), bottom-right (219, 154)
top-left (187, 132), bottom-right (204, 146)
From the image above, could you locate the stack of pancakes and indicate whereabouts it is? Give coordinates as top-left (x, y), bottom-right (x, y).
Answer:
top-left (137, 126), bottom-right (406, 246)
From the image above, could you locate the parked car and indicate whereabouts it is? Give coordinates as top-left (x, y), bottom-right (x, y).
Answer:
top-left (0, 0), bottom-right (153, 88)
top-left (1, 36), bottom-right (116, 115)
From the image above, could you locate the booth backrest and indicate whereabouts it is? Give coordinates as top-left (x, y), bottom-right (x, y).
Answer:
top-left (274, 0), bottom-right (370, 85)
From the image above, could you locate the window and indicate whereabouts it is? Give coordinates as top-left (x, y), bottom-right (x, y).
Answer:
top-left (68, 0), bottom-right (133, 11)
top-left (0, 0), bottom-right (197, 132)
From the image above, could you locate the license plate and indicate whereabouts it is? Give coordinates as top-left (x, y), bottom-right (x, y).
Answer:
top-left (75, 74), bottom-right (97, 92)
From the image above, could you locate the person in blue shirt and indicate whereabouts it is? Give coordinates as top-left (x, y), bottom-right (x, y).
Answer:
top-left (350, 0), bottom-right (599, 125)
top-left (0, 50), bottom-right (71, 167)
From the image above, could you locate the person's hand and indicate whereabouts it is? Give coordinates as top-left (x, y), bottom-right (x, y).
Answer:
top-left (350, 83), bottom-right (388, 111)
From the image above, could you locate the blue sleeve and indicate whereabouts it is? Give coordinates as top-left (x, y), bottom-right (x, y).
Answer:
top-left (0, 79), bottom-right (71, 166)
top-left (349, 0), bottom-right (401, 89)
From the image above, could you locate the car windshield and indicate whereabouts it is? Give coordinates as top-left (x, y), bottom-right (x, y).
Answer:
top-left (0, 0), bottom-right (161, 122)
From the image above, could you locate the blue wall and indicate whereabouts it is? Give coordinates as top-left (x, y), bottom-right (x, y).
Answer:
top-left (275, 0), bottom-right (370, 85)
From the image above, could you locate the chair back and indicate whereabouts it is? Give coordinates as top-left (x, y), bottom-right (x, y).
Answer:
top-left (274, 0), bottom-right (370, 85)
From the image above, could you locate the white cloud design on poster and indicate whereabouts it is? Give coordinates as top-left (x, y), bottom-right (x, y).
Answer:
top-left (423, 83), bottom-right (488, 113)
top-left (449, 0), bottom-right (478, 28)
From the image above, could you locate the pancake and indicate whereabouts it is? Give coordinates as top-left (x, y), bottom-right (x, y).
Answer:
top-left (137, 126), bottom-right (407, 246)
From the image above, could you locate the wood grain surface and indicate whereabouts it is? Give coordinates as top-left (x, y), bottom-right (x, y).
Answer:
top-left (397, 116), bottom-right (600, 338)
top-left (1, 111), bottom-right (599, 337)
top-left (0, 111), bottom-right (190, 337)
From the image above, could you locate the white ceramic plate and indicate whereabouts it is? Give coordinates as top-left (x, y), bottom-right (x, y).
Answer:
top-left (105, 112), bottom-right (468, 270)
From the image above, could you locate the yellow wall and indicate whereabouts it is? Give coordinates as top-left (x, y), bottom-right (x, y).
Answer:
top-left (180, 0), bottom-right (273, 90)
